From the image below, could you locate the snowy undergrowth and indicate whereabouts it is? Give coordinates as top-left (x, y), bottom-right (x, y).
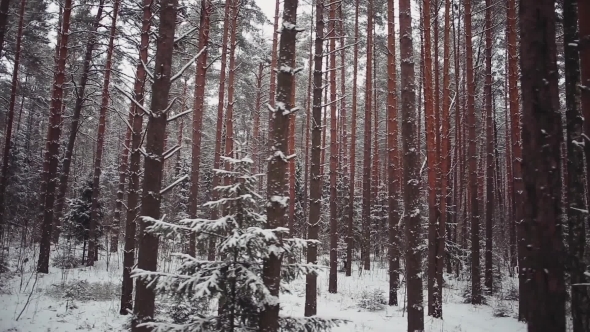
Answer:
top-left (0, 246), bottom-right (526, 332)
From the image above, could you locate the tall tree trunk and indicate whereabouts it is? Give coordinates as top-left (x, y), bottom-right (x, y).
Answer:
top-left (400, 0), bottom-right (424, 329)
top-left (328, 0), bottom-right (338, 294)
top-left (253, 62), bottom-right (264, 183)
top-left (346, 0), bottom-right (359, 277)
top-left (267, 0), bottom-right (280, 136)
top-left (36, 0), bottom-right (72, 273)
top-left (423, 0), bottom-right (440, 317)
top-left (507, 0), bottom-right (527, 319)
top-left (464, 0), bottom-right (481, 305)
top-left (563, 1), bottom-right (590, 329)
top-left (120, 0), bottom-right (153, 315)
top-left (131, 0), bottom-right (177, 328)
top-left (187, 0), bottom-right (211, 257)
top-left (52, 0), bottom-right (106, 242)
top-left (303, 5), bottom-right (314, 231)
top-left (483, 0), bottom-right (494, 295)
top-left (209, 0), bottom-right (232, 261)
top-left (87, 0), bottom-right (120, 265)
top-left (305, 0), bottom-right (323, 317)
top-left (260, 0), bottom-right (299, 329)
top-left (0, 0), bottom-right (26, 239)
top-left (580, 0), bottom-right (590, 227)
top-left (437, 0), bottom-right (451, 310)
top-left (519, 0), bottom-right (565, 331)
top-left (386, 0), bottom-right (400, 307)
top-left (361, 0), bottom-right (373, 272)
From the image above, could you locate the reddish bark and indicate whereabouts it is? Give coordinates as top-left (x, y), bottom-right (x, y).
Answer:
top-left (386, 0), bottom-right (400, 307)
top-left (361, 0), bottom-right (373, 272)
top-left (305, 0), bottom-right (323, 316)
top-left (131, 0), bottom-right (178, 328)
top-left (120, 0), bottom-right (153, 315)
top-left (36, 0), bottom-right (72, 273)
top-left (345, 0), bottom-right (359, 277)
top-left (187, 0), bottom-right (212, 257)
top-left (464, 0), bottom-right (481, 305)
top-left (209, 0), bottom-right (232, 261)
top-left (260, 0), bottom-right (299, 329)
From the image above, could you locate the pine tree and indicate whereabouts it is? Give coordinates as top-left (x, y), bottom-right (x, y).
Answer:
top-left (132, 153), bottom-right (344, 332)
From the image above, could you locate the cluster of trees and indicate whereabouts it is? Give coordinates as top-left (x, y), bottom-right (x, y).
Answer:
top-left (0, 0), bottom-right (587, 331)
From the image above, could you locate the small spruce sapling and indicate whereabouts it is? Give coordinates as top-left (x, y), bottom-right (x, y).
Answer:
top-left (132, 149), bottom-right (346, 332)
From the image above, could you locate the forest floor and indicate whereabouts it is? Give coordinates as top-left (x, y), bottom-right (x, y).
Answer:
top-left (0, 245), bottom-right (526, 332)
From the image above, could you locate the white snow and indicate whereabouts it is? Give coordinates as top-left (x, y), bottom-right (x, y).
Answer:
top-left (0, 248), bottom-right (526, 332)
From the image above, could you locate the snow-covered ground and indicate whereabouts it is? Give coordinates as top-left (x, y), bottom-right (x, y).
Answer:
top-left (0, 248), bottom-right (526, 332)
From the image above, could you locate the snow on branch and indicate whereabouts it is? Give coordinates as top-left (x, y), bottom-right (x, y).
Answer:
top-left (160, 174), bottom-right (189, 195)
top-left (174, 26), bottom-right (198, 44)
top-left (167, 109), bottom-right (192, 122)
top-left (163, 144), bottom-right (181, 160)
top-left (170, 47), bottom-right (207, 83)
top-left (114, 84), bottom-right (154, 117)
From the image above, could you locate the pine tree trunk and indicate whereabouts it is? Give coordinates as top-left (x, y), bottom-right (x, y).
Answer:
top-left (580, 0), bottom-right (590, 231)
top-left (52, 0), bottom-right (106, 242)
top-left (507, 0), bottom-right (527, 320)
top-left (563, 1), bottom-right (590, 329)
top-left (464, 0), bottom-right (481, 305)
top-left (0, 0), bottom-right (26, 239)
top-left (386, 0), bottom-right (400, 307)
top-left (120, 0), bottom-right (153, 315)
top-left (209, 0), bottom-right (232, 261)
top-left (400, 0), bottom-right (424, 329)
top-left (305, 0), bottom-right (323, 317)
top-left (187, 0), bottom-right (211, 257)
top-left (328, 0), bottom-right (338, 294)
top-left (361, 0), bottom-right (373, 272)
top-left (519, 0), bottom-right (565, 330)
top-left (36, 0), bottom-right (73, 273)
top-left (437, 0), bottom-right (451, 311)
top-left (423, 0), bottom-right (440, 317)
top-left (260, 0), bottom-right (299, 329)
top-left (131, 0), bottom-right (177, 328)
top-left (86, 0), bottom-right (120, 266)
top-left (346, 0), bottom-right (359, 278)
top-left (483, 0), bottom-right (494, 295)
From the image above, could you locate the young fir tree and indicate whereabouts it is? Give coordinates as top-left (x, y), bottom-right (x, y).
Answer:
top-left (131, 151), bottom-right (345, 332)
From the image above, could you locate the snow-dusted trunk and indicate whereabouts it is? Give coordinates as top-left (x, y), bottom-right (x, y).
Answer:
top-left (187, 0), bottom-right (211, 257)
top-left (507, 0), bottom-right (527, 319)
top-left (346, 0), bottom-right (359, 277)
top-left (87, 0), bottom-right (120, 266)
top-left (131, 0), bottom-right (177, 328)
top-left (575, 0), bottom-right (590, 329)
top-left (464, 0), bottom-right (481, 305)
top-left (328, 0), bottom-right (338, 294)
top-left (267, 0), bottom-right (280, 136)
top-left (438, 0), bottom-right (451, 299)
top-left (209, 0), bottom-right (232, 261)
top-left (580, 0), bottom-right (590, 240)
top-left (361, 0), bottom-right (373, 272)
top-left (483, 0), bottom-right (494, 296)
top-left (305, 0), bottom-right (323, 316)
top-left (519, 0), bottom-right (565, 330)
top-left (120, 0), bottom-right (153, 315)
top-left (399, 0), bottom-right (424, 329)
top-left (36, 0), bottom-right (72, 274)
top-left (253, 62), bottom-right (264, 192)
top-left (564, 0), bottom-right (589, 325)
top-left (51, 0), bottom-right (105, 243)
top-left (386, 0), bottom-right (400, 307)
top-left (260, 0), bottom-right (299, 329)
top-left (423, 0), bottom-right (440, 317)
top-left (0, 0), bottom-right (26, 239)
